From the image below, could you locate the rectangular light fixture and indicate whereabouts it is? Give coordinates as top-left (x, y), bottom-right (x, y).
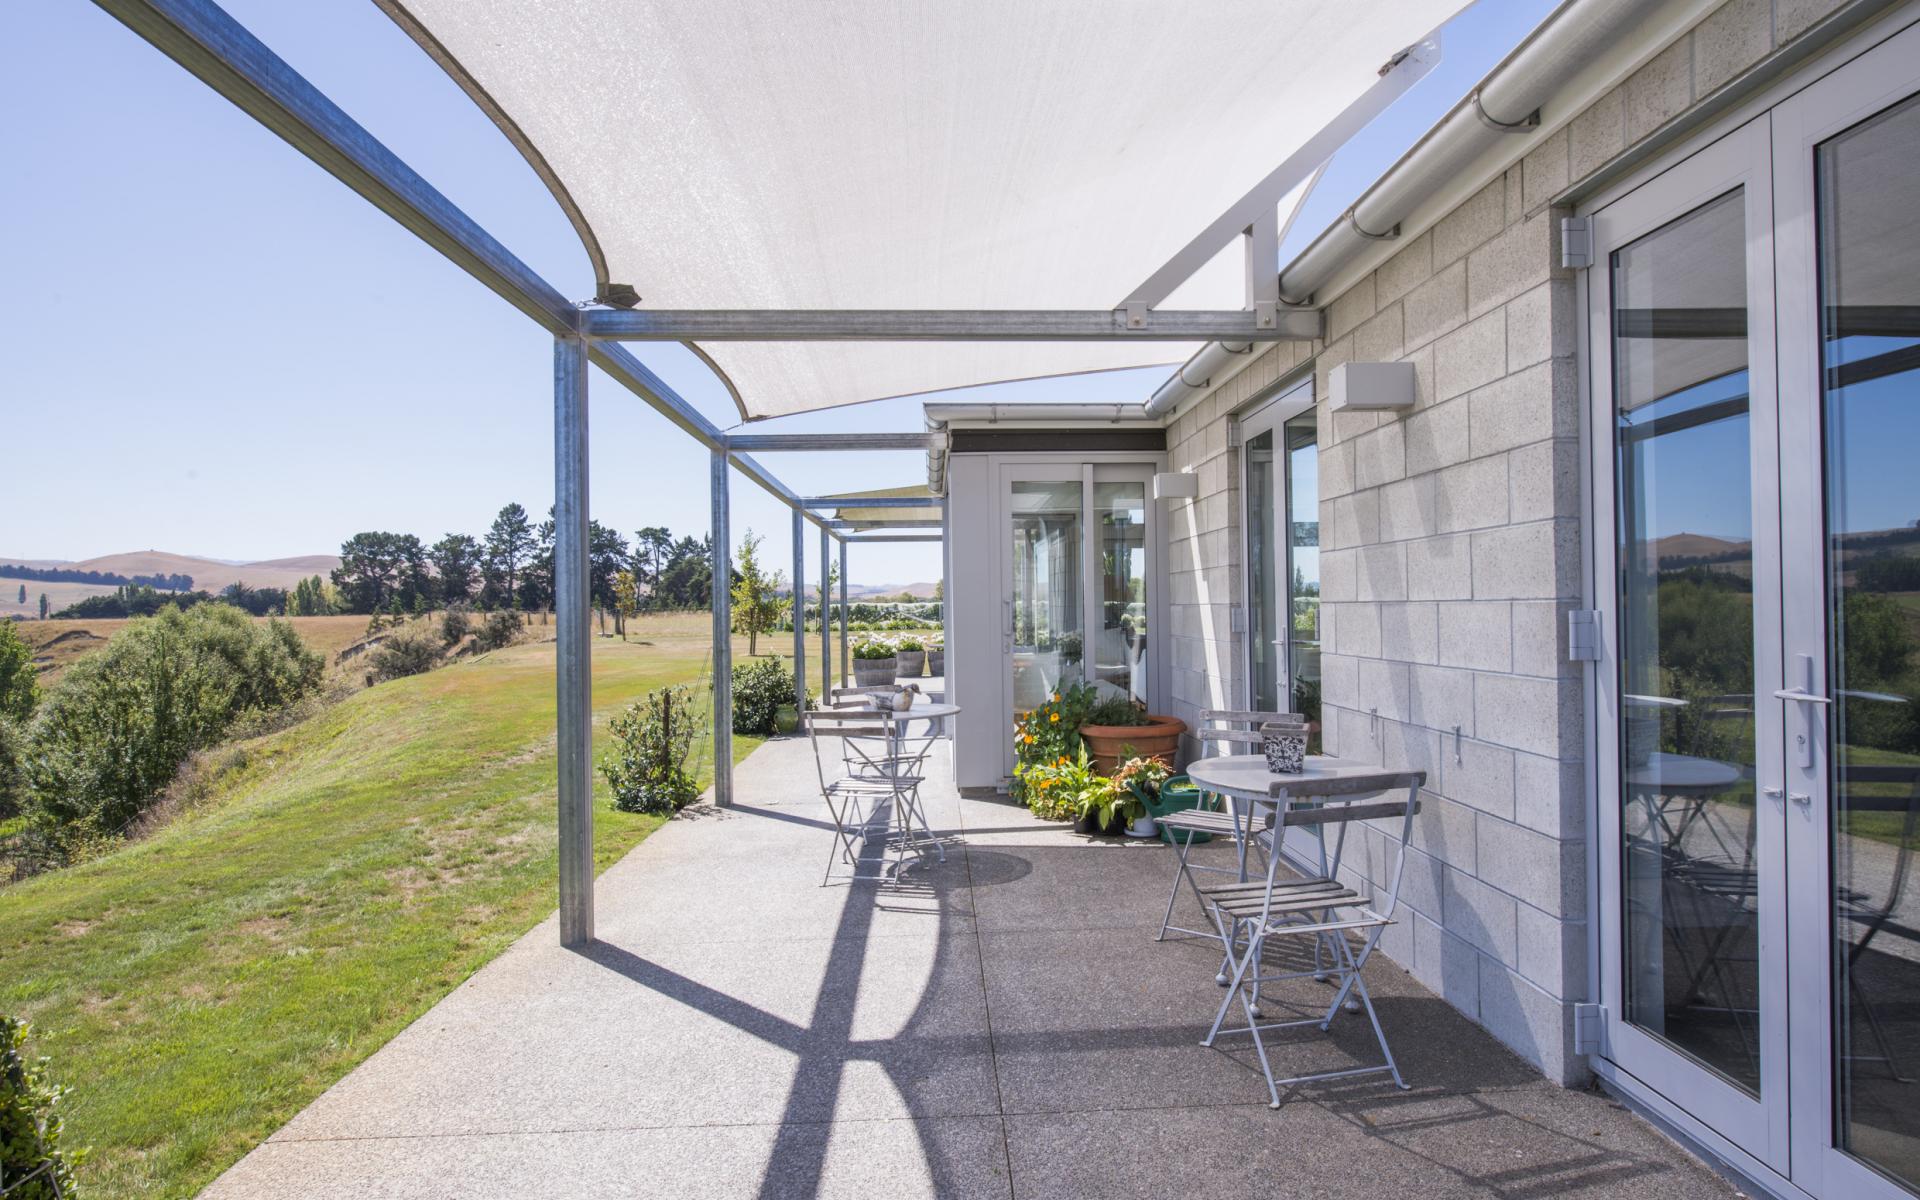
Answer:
top-left (1328, 361), bottom-right (1416, 412)
top-left (1153, 471), bottom-right (1199, 500)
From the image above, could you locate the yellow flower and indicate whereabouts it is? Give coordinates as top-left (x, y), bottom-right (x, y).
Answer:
top-left (1049, 712), bottom-right (1060, 723)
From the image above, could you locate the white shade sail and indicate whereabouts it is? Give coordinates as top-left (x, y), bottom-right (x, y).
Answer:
top-left (383, 1), bottom-right (1464, 418)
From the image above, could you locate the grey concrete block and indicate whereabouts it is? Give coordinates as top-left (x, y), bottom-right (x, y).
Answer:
top-left (1476, 816), bottom-right (1585, 917)
top-left (1319, 436), bottom-right (1357, 499)
top-left (1410, 790), bottom-right (1479, 876)
top-left (1324, 489), bottom-right (1380, 551)
top-left (1505, 280), bottom-right (1575, 374)
top-left (1509, 600), bottom-right (1565, 679)
top-left (1406, 532), bottom-right (1473, 601)
top-left (1435, 309), bottom-right (1508, 402)
top-left (1376, 229), bottom-right (1435, 307)
top-left (1623, 37), bottom-right (1693, 145)
top-left (1433, 177), bottom-right (1508, 268)
top-left (1517, 902), bottom-right (1588, 1000)
top-left (1443, 865), bottom-right (1519, 966)
top-left (1443, 736), bottom-right (1517, 821)
top-left (1470, 520), bottom-right (1577, 601)
top-left (1379, 602), bottom-right (1439, 666)
top-left (1353, 420), bottom-right (1408, 491)
top-left (1327, 273), bottom-right (1377, 342)
top-left (1514, 752), bottom-right (1586, 839)
top-left (1404, 397), bottom-right (1470, 476)
top-left (1695, 0), bottom-right (1773, 96)
top-left (1402, 259), bottom-right (1468, 350)
top-left (1433, 456), bottom-right (1510, 535)
top-left (1475, 672), bottom-right (1582, 759)
top-left (1416, 911), bottom-right (1484, 1018)
top-left (1359, 656), bottom-right (1412, 721)
top-left (1319, 546), bottom-right (1357, 604)
top-left (1520, 126), bottom-right (1569, 216)
top-left (1379, 474), bottom-right (1436, 543)
top-left (1477, 957), bottom-right (1584, 1085)
top-left (1438, 601), bottom-right (1512, 673)
top-left (1355, 543), bottom-right (1408, 603)
top-left (1780, 0), bottom-right (1848, 41)
top-left (1355, 300), bottom-right (1406, 363)
top-left (1508, 436), bottom-right (1581, 524)
top-left (1408, 664), bottom-right (1476, 739)
top-left (1467, 212), bottom-right (1558, 320)
top-left (1332, 601), bottom-right (1382, 658)
top-left (1382, 833), bottom-right (1446, 919)
top-left (1319, 652), bottom-right (1361, 711)
top-left (1569, 86), bottom-right (1627, 182)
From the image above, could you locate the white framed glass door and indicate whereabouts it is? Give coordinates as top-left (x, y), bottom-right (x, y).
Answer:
top-left (998, 461), bottom-right (1157, 773)
top-left (1776, 24), bottom-right (1920, 1199)
top-left (1241, 378), bottom-right (1319, 716)
top-left (1586, 115), bottom-right (1790, 1169)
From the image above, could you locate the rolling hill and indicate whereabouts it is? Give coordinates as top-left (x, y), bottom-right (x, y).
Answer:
top-left (0, 551), bottom-right (343, 618)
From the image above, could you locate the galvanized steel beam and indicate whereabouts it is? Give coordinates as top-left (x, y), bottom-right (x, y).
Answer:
top-left (837, 538), bottom-right (849, 687)
top-left (791, 507), bottom-right (807, 714)
top-left (552, 336), bottom-right (594, 945)
top-left (581, 307), bottom-right (1321, 342)
top-left (728, 433), bottom-right (933, 452)
top-left (800, 496), bottom-right (942, 509)
top-left (818, 525), bottom-right (831, 696)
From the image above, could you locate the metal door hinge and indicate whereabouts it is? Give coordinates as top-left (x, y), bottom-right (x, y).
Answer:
top-left (1560, 217), bottom-right (1592, 270)
top-left (1573, 1002), bottom-right (1606, 1056)
top-left (1567, 609), bottom-right (1601, 662)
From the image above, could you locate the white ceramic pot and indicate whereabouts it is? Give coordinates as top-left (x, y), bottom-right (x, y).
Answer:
top-left (1125, 813), bottom-right (1159, 839)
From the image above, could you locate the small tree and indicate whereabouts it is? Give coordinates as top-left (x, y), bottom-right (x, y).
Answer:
top-left (602, 685), bottom-right (705, 814)
top-left (612, 570), bottom-right (638, 640)
top-left (36, 595), bottom-right (47, 621)
top-left (729, 530), bottom-right (788, 656)
top-left (14, 585), bottom-right (22, 605)
top-left (0, 622), bottom-right (37, 724)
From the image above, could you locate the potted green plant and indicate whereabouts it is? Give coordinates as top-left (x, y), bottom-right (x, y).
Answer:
top-left (1109, 756), bottom-right (1169, 838)
top-left (1078, 694), bottom-right (1187, 773)
top-left (1011, 682), bottom-right (1097, 804)
top-left (894, 636), bottom-right (927, 678)
top-left (1022, 744), bottom-right (1133, 835)
top-left (851, 639), bottom-right (897, 686)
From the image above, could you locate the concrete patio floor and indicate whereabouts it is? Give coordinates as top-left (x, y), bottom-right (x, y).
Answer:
top-left (204, 737), bottom-right (1741, 1199)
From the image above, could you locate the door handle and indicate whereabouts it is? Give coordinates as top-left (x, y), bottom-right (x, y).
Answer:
top-left (1777, 653), bottom-right (1829, 770)
top-left (1771, 687), bottom-right (1831, 705)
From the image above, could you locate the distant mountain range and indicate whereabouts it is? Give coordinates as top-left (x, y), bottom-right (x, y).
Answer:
top-left (0, 551), bottom-right (343, 594)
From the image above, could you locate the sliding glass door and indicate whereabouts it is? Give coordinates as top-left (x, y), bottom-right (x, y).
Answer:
top-left (1242, 379), bottom-right (1318, 717)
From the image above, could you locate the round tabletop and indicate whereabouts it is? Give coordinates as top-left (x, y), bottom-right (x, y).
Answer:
top-left (875, 700), bottom-right (961, 722)
top-left (1186, 754), bottom-right (1402, 801)
top-left (1626, 750), bottom-right (1743, 793)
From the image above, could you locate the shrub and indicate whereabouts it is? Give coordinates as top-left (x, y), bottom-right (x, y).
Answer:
top-left (25, 604), bottom-right (323, 837)
top-left (369, 626), bottom-right (443, 681)
top-left (439, 606), bottom-right (472, 648)
top-left (0, 622), bottom-right (36, 725)
top-left (473, 610), bottom-right (523, 652)
top-left (0, 1017), bottom-right (84, 1200)
top-left (0, 718), bottom-right (24, 823)
top-left (731, 655), bottom-right (803, 735)
top-left (1011, 682), bottom-right (1099, 801)
top-left (603, 685), bottom-right (704, 814)
top-left (1019, 744), bottom-right (1125, 825)
top-left (893, 637), bottom-right (925, 652)
top-left (1083, 695), bottom-right (1149, 727)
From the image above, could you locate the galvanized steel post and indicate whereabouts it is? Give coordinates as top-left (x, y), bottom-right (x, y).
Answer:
top-left (553, 335), bottom-right (594, 946)
top-left (818, 524), bottom-right (831, 696)
top-left (710, 449), bottom-right (734, 807)
top-left (791, 506), bottom-right (806, 714)
top-left (837, 537), bottom-right (849, 687)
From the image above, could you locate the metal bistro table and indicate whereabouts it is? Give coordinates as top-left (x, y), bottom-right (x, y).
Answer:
top-left (1186, 754), bottom-right (1410, 883)
top-left (867, 698), bottom-right (959, 866)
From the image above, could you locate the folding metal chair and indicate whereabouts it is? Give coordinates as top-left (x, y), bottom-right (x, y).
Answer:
top-left (803, 708), bottom-right (940, 883)
top-left (1155, 709), bottom-right (1305, 954)
top-left (1199, 771), bottom-right (1425, 1106)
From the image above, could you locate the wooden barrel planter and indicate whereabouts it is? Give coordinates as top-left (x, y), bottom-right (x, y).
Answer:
top-left (895, 649), bottom-right (927, 678)
top-left (851, 656), bottom-right (898, 687)
top-left (1078, 714), bottom-right (1187, 774)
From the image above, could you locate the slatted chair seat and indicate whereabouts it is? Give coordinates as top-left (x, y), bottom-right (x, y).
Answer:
top-left (1157, 809), bottom-right (1244, 835)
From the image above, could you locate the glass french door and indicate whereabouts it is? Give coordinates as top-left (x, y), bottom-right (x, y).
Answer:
top-left (1000, 462), bottom-right (1155, 771)
top-left (1591, 21), bottom-right (1920, 1198)
top-left (1241, 379), bottom-right (1319, 716)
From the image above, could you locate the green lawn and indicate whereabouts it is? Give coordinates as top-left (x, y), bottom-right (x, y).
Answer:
top-left (1, 616), bottom-right (769, 1199)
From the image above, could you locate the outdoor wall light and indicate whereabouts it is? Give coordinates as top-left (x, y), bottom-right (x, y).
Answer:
top-left (1328, 361), bottom-right (1416, 413)
top-left (1153, 471), bottom-right (1199, 501)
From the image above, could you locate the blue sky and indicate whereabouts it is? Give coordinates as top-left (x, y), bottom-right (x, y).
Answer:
top-left (0, 1), bottom-right (1550, 586)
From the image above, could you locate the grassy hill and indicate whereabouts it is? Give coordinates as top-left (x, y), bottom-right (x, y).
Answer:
top-left (0, 551), bottom-right (345, 613)
top-left (16, 614), bottom-right (374, 684)
top-left (0, 614), bottom-right (768, 1200)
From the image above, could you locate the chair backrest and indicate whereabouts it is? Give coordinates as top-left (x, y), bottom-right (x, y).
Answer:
top-left (1271, 771), bottom-right (1425, 922)
top-left (1195, 709), bottom-right (1303, 756)
top-left (827, 685), bottom-right (897, 708)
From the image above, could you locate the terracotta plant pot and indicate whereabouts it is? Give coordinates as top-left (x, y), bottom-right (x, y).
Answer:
top-left (1078, 715), bottom-right (1188, 774)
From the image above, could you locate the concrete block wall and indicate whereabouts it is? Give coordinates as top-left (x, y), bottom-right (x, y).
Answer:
top-left (1158, 0), bottom-right (1858, 1084)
